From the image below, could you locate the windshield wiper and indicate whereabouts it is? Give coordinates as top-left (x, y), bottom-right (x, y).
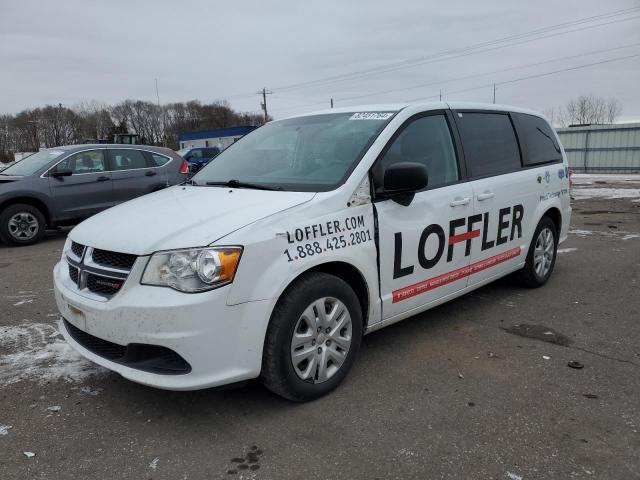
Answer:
top-left (205, 179), bottom-right (282, 191)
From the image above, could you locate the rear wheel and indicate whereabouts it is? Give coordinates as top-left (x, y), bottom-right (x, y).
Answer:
top-left (518, 216), bottom-right (558, 288)
top-left (0, 204), bottom-right (46, 246)
top-left (261, 272), bottom-right (363, 401)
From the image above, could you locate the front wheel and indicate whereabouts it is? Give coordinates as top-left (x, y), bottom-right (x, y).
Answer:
top-left (518, 216), bottom-right (558, 288)
top-left (0, 204), bottom-right (46, 246)
top-left (261, 272), bottom-right (363, 401)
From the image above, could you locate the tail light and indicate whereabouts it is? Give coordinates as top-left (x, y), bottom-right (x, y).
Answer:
top-left (180, 159), bottom-right (189, 174)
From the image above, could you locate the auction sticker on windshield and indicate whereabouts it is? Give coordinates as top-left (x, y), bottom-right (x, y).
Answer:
top-left (349, 112), bottom-right (394, 120)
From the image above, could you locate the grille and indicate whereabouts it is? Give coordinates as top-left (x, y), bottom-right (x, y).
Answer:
top-left (63, 319), bottom-right (191, 374)
top-left (87, 273), bottom-right (123, 296)
top-left (71, 241), bottom-right (85, 257)
top-left (68, 265), bottom-right (79, 284)
top-left (92, 249), bottom-right (137, 270)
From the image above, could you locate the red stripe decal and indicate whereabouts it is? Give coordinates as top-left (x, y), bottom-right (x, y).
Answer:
top-left (448, 229), bottom-right (480, 245)
top-left (392, 247), bottom-right (521, 303)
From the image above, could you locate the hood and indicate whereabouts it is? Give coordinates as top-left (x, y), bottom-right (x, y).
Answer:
top-left (70, 185), bottom-right (316, 255)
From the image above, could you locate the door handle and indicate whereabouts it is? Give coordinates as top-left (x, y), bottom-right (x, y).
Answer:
top-left (450, 197), bottom-right (471, 207)
top-left (96, 176), bottom-right (110, 182)
top-left (145, 170), bottom-right (157, 177)
top-left (477, 192), bottom-right (495, 201)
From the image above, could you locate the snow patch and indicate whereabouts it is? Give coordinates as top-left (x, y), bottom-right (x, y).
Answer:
top-left (13, 299), bottom-right (34, 307)
top-left (0, 323), bottom-right (104, 386)
top-left (570, 228), bottom-right (639, 240)
top-left (507, 473), bottom-right (523, 480)
top-left (572, 174), bottom-right (640, 184)
top-left (0, 425), bottom-right (12, 435)
top-left (557, 248), bottom-right (577, 254)
top-left (149, 457), bottom-right (160, 470)
top-left (621, 234), bottom-right (640, 240)
top-left (571, 187), bottom-right (640, 200)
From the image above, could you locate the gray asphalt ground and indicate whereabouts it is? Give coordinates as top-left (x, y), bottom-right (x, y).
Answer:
top-left (1, 177), bottom-right (639, 480)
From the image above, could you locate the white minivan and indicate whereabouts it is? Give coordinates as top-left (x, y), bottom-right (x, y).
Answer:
top-left (53, 102), bottom-right (571, 401)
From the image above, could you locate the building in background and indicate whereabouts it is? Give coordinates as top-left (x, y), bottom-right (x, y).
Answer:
top-left (557, 122), bottom-right (640, 173)
top-left (178, 126), bottom-right (257, 151)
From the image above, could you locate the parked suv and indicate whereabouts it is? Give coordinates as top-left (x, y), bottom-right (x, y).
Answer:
top-left (177, 147), bottom-right (221, 174)
top-left (0, 145), bottom-right (188, 245)
top-left (54, 103), bottom-right (570, 400)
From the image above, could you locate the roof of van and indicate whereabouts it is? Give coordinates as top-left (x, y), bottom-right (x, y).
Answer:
top-left (281, 102), bottom-right (545, 120)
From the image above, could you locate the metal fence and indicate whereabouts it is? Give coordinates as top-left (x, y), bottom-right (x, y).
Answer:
top-left (556, 123), bottom-right (640, 173)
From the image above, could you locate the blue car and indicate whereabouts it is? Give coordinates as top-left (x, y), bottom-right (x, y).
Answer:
top-left (177, 147), bottom-right (221, 174)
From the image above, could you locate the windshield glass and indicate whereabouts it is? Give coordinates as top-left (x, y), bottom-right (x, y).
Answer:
top-left (1, 150), bottom-right (65, 176)
top-left (177, 148), bottom-right (190, 157)
top-left (192, 111), bottom-right (396, 191)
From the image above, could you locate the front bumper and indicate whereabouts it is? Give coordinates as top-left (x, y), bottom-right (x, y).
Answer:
top-left (53, 260), bottom-right (273, 390)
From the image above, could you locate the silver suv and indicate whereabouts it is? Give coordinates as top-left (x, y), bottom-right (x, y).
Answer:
top-left (0, 144), bottom-right (188, 245)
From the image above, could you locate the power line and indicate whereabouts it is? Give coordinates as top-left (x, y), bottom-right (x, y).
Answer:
top-left (271, 7), bottom-right (640, 93)
top-left (406, 52), bottom-right (640, 102)
top-left (332, 41), bottom-right (640, 104)
top-left (275, 51), bottom-right (640, 115)
top-left (222, 7), bottom-right (639, 103)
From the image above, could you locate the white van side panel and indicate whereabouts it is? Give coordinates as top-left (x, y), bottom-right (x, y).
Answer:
top-left (224, 202), bottom-right (381, 323)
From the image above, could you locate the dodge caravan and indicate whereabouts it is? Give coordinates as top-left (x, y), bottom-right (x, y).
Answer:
top-left (53, 103), bottom-right (571, 401)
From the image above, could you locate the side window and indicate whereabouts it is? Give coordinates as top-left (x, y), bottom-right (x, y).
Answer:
top-left (149, 153), bottom-right (171, 167)
top-left (203, 148), bottom-right (218, 157)
top-left (456, 113), bottom-right (521, 178)
top-left (52, 150), bottom-right (106, 174)
top-left (512, 113), bottom-right (562, 166)
top-left (109, 149), bottom-right (148, 171)
top-left (375, 114), bottom-right (459, 192)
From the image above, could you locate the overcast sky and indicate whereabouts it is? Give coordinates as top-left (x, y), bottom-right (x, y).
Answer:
top-left (1, 0), bottom-right (639, 121)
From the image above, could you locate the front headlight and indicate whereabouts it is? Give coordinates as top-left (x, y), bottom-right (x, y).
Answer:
top-left (141, 246), bottom-right (242, 293)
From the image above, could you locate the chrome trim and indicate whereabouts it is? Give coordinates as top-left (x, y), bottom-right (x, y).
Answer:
top-left (41, 147), bottom-right (173, 179)
top-left (85, 247), bottom-right (136, 275)
top-left (64, 245), bottom-right (135, 300)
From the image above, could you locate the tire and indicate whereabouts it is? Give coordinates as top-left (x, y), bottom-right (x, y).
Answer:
top-left (261, 272), bottom-right (363, 402)
top-left (518, 216), bottom-right (558, 288)
top-left (0, 203), bottom-right (46, 246)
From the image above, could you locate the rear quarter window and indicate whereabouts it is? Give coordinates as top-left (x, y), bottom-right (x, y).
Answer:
top-left (512, 113), bottom-right (562, 166)
top-left (149, 153), bottom-right (171, 167)
top-left (455, 112), bottom-right (521, 178)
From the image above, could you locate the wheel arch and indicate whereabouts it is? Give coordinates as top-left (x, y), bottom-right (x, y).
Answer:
top-left (279, 261), bottom-right (371, 328)
top-left (0, 196), bottom-right (52, 227)
top-left (542, 206), bottom-right (561, 235)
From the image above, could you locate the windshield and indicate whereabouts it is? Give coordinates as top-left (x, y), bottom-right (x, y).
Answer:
top-left (1, 150), bottom-right (65, 176)
top-left (177, 148), bottom-right (190, 157)
top-left (192, 111), bottom-right (396, 191)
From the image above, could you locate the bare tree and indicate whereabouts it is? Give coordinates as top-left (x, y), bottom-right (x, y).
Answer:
top-left (548, 95), bottom-right (623, 127)
top-left (1, 98), bottom-right (265, 159)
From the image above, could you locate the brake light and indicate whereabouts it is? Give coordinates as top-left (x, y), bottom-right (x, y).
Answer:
top-left (180, 159), bottom-right (189, 174)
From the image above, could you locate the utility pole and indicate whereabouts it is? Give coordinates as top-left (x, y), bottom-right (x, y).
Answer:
top-left (439, 89), bottom-right (442, 101)
top-left (492, 83), bottom-right (496, 104)
top-left (258, 87), bottom-right (272, 123)
top-left (330, 98), bottom-right (334, 108)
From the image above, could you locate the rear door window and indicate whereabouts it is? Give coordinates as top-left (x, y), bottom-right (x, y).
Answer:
top-left (512, 113), bottom-right (562, 166)
top-left (455, 112), bottom-right (521, 178)
top-left (108, 149), bottom-right (148, 170)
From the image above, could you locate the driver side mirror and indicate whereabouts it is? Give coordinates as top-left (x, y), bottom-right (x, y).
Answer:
top-left (51, 169), bottom-right (73, 178)
top-left (383, 162), bottom-right (428, 206)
